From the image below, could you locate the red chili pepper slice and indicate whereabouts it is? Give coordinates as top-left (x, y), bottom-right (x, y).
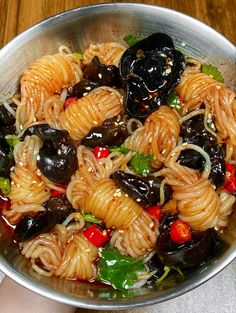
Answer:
top-left (0, 195), bottom-right (11, 212)
top-left (170, 220), bottom-right (192, 244)
top-left (93, 146), bottom-right (110, 159)
top-left (64, 97), bottom-right (77, 109)
top-left (146, 205), bottom-right (163, 221)
top-left (223, 163), bottom-right (236, 194)
top-left (51, 184), bottom-right (67, 197)
top-left (84, 224), bottom-right (110, 247)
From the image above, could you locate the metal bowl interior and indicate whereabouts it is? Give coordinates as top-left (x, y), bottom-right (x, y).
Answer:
top-left (0, 3), bottom-right (236, 310)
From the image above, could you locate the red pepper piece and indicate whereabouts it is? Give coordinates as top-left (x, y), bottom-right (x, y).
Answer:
top-left (84, 224), bottom-right (110, 247)
top-left (223, 163), bottom-right (236, 194)
top-left (0, 195), bottom-right (11, 212)
top-left (93, 146), bottom-right (110, 159)
top-left (146, 205), bottom-right (163, 221)
top-left (170, 219), bottom-right (192, 244)
top-left (51, 184), bottom-right (67, 197)
top-left (64, 97), bottom-right (77, 109)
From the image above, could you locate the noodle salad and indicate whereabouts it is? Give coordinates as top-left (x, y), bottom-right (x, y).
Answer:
top-left (0, 33), bottom-right (235, 290)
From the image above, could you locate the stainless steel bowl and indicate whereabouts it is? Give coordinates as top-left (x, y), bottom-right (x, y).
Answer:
top-left (0, 3), bottom-right (236, 310)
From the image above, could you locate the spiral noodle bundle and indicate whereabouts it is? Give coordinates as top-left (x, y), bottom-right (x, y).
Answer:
top-left (217, 191), bottom-right (236, 229)
top-left (82, 178), bottom-right (142, 228)
top-left (13, 135), bottom-right (43, 172)
top-left (156, 144), bottom-right (235, 231)
top-left (3, 135), bottom-right (50, 224)
top-left (176, 61), bottom-right (236, 160)
top-left (83, 42), bottom-right (127, 66)
top-left (16, 49), bottom-right (83, 132)
top-left (21, 221), bottom-right (98, 280)
top-left (124, 106), bottom-right (180, 168)
top-left (67, 145), bottom-right (158, 257)
top-left (55, 233), bottom-right (98, 280)
top-left (67, 145), bottom-right (135, 209)
top-left (21, 225), bottom-right (66, 277)
top-left (111, 211), bottom-right (159, 258)
top-left (44, 95), bottom-right (64, 129)
top-left (59, 87), bottom-right (123, 141)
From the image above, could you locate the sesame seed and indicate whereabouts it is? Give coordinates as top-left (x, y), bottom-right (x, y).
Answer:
top-left (85, 86), bottom-right (91, 90)
top-left (19, 162), bottom-right (23, 167)
top-left (136, 198), bottom-right (141, 202)
top-left (98, 73), bottom-right (102, 79)
top-left (216, 85), bottom-right (221, 90)
top-left (83, 92), bottom-right (88, 97)
top-left (182, 142), bottom-right (188, 146)
top-left (119, 230), bottom-right (124, 233)
top-left (36, 169), bottom-right (41, 176)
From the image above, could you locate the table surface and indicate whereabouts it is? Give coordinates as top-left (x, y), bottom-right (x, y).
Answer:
top-left (0, 1), bottom-right (236, 313)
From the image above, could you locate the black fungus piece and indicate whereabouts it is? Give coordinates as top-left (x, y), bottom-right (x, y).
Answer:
top-left (119, 33), bottom-right (185, 119)
top-left (81, 115), bottom-right (130, 148)
top-left (21, 124), bottom-right (70, 143)
top-left (0, 139), bottom-right (14, 178)
top-left (83, 56), bottom-right (121, 88)
top-left (112, 171), bottom-right (172, 207)
top-left (70, 79), bottom-right (100, 99)
top-left (14, 196), bottom-right (74, 242)
top-left (156, 227), bottom-right (215, 269)
top-left (179, 115), bottom-right (225, 187)
top-left (37, 140), bottom-right (77, 184)
top-left (20, 125), bottom-right (78, 184)
top-left (0, 104), bottom-right (16, 138)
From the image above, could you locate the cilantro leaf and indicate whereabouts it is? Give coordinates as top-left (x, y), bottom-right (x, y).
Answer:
top-left (110, 145), bottom-right (130, 154)
top-left (123, 34), bottom-right (140, 46)
top-left (5, 135), bottom-right (19, 159)
top-left (156, 266), bottom-right (184, 288)
top-left (167, 91), bottom-right (182, 110)
top-left (201, 64), bottom-right (224, 83)
top-left (0, 177), bottom-right (11, 196)
top-left (130, 152), bottom-right (154, 175)
top-left (81, 213), bottom-right (100, 224)
top-left (73, 51), bottom-right (83, 60)
top-left (97, 247), bottom-right (145, 290)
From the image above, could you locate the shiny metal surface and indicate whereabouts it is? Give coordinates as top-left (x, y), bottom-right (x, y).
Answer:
top-left (0, 3), bottom-right (236, 310)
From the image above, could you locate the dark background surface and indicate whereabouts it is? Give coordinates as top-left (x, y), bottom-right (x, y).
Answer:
top-left (0, 0), bottom-right (236, 48)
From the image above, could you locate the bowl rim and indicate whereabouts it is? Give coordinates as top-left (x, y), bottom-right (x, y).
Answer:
top-left (0, 2), bottom-right (236, 310)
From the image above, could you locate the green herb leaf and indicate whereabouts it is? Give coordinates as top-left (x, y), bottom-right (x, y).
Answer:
top-left (73, 51), bottom-right (83, 60)
top-left (123, 34), bottom-right (140, 46)
top-left (0, 177), bottom-right (11, 196)
top-left (201, 64), bottom-right (224, 83)
top-left (130, 153), bottom-right (154, 175)
top-left (97, 247), bottom-right (145, 290)
top-left (167, 91), bottom-right (182, 110)
top-left (5, 135), bottom-right (19, 159)
top-left (5, 135), bottom-right (19, 147)
top-left (81, 213), bottom-right (100, 224)
top-left (110, 145), bottom-right (130, 154)
top-left (156, 266), bottom-right (184, 287)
